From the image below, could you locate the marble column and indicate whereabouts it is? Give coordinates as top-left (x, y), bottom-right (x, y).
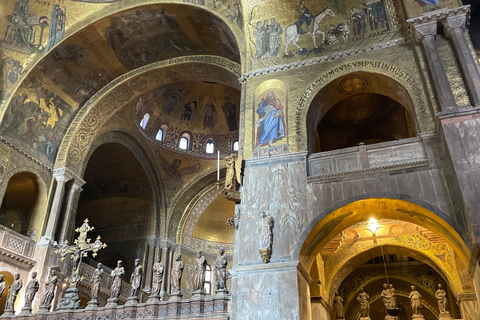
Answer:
top-left (58, 178), bottom-right (85, 243)
top-left (166, 247), bottom-right (175, 294)
top-left (458, 293), bottom-right (480, 320)
top-left (42, 168), bottom-right (74, 241)
top-left (143, 238), bottom-right (156, 293)
top-left (411, 20), bottom-right (457, 111)
top-left (443, 10), bottom-right (480, 107)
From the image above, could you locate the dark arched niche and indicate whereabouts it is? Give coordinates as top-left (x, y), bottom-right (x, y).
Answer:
top-left (0, 172), bottom-right (45, 238)
top-left (306, 72), bottom-right (418, 153)
top-left (76, 143), bottom-right (154, 276)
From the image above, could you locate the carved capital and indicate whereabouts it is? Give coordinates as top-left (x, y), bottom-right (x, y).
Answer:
top-left (412, 21), bottom-right (437, 43)
top-left (443, 14), bottom-right (467, 37)
top-left (53, 167), bottom-right (84, 184)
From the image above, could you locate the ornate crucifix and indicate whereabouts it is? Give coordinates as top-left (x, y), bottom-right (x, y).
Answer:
top-left (56, 219), bottom-right (107, 287)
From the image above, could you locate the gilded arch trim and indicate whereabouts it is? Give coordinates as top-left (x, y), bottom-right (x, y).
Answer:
top-left (54, 56), bottom-right (241, 175)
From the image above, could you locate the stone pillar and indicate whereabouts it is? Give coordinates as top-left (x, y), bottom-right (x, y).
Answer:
top-left (443, 8), bottom-right (480, 107)
top-left (410, 20), bottom-right (457, 111)
top-left (311, 297), bottom-right (330, 320)
top-left (166, 247), bottom-right (175, 294)
top-left (58, 178), bottom-right (85, 243)
top-left (458, 293), bottom-right (480, 320)
top-left (143, 237), bottom-right (156, 293)
top-left (42, 168), bottom-right (75, 242)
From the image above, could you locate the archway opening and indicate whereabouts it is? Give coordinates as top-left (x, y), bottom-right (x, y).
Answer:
top-left (335, 253), bottom-right (461, 320)
top-left (300, 199), bottom-right (471, 320)
top-left (76, 142), bottom-right (154, 279)
top-left (0, 172), bottom-right (46, 239)
top-left (306, 72), bottom-right (418, 153)
top-left (316, 93), bottom-right (415, 152)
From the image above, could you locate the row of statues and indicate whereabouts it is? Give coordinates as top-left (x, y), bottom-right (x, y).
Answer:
top-left (0, 248), bottom-right (227, 313)
top-left (103, 247), bottom-right (229, 305)
top-left (332, 283), bottom-right (450, 319)
top-left (0, 270), bottom-right (58, 314)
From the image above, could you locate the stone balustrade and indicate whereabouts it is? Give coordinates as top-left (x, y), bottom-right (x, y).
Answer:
top-left (4, 295), bottom-right (230, 320)
top-left (0, 225), bottom-right (36, 266)
top-left (308, 137), bottom-right (429, 180)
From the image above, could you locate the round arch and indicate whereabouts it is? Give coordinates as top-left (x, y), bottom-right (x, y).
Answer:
top-left (81, 130), bottom-right (166, 238)
top-left (295, 196), bottom-right (471, 270)
top-left (326, 244), bottom-right (463, 299)
top-left (0, 170), bottom-right (49, 240)
top-left (297, 63), bottom-right (434, 152)
top-left (54, 58), bottom-right (241, 175)
top-left (1, 0), bottom-right (245, 123)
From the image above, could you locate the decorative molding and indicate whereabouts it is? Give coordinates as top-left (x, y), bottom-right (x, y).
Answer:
top-left (308, 160), bottom-right (429, 183)
top-left (238, 39), bottom-right (407, 82)
top-left (0, 135), bottom-right (53, 172)
top-left (407, 5), bottom-right (471, 41)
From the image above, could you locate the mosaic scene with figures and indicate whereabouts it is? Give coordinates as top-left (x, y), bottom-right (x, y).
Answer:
top-left (0, 0), bottom-right (479, 319)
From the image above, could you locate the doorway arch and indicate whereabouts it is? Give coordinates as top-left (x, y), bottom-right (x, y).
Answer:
top-left (298, 198), bottom-right (472, 319)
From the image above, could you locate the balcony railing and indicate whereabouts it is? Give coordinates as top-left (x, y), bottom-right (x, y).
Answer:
top-left (308, 137), bottom-right (428, 179)
top-left (0, 225), bottom-right (36, 266)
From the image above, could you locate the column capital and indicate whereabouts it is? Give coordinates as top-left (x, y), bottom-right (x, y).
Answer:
top-left (159, 238), bottom-right (176, 250)
top-left (52, 167), bottom-right (85, 185)
top-left (443, 14), bottom-right (468, 37)
top-left (411, 21), bottom-right (437, 43)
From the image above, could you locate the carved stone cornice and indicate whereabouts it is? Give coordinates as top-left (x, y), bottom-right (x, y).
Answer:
top-left (238, 39), bottom-right (407, 82)
top-left (0, 135), bottom-right (53, 172)
top-left (407, 5), bottom-right (471, 41)
top-left (407, 5), bottom-right (470, 27)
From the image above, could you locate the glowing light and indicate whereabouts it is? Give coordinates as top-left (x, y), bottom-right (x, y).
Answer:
top-left (367, 217), bottom-right (379, 234)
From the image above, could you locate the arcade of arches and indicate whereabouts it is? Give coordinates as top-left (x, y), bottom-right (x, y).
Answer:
top-left (0, 0), bottom-right (480, 320)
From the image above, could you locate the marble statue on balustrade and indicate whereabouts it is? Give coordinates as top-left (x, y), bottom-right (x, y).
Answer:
top-left (39, 270), bottom-right (58, 311)
top-left (225, 154), bottom-right (237, 190)
top-left (151, 256), bottom-right (164, 296)
top-left (91, 263), bottom-right (103, 301)
top-left (258, 211), bottom-right (274, 263)
top-left (435, 284), bottom-right (452, 319)
top-left (21, 272), bottom-right (39, 313)
top-left (409, 285), bottom-right (423, 318)
top-left (215, 247), bottom-right (228, 295)
top-left (381, 283), bottom-right (396, 311)
top-left (0, 275), bottom-right (5, 301)
top-left (333, 292), bottom-right (345, 319)
top-left (5, 273), bottom-right (22, 314)
top-left (169, 253), bottom-right (184, 300)
top-left (126, 258), bottom-right (143, 305)
top-left (193, 251), bottom-right (207, 295)
top-left (130, 259), bottom-right (143, 297)
top-left (357, 288), bottom-right (370, 320)
top-left (108, 260), bottom-right (125, 304)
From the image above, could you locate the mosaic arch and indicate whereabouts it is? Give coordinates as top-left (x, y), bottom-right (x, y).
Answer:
top-left (296, 198), bottom-right (471, 274)
top-left (324, 240), bottom-right (465, 298)
top-left (1, 1), bottom-right (244, 167)
top-left (81, 130), bottom-right (167, 238)
top-left (53, 57), bottom-right (241, 175)
top-left (297, 61), bottom-right (433, 152)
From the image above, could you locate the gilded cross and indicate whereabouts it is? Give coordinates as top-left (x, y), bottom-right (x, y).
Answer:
top-left (56, 219), bottom-right (107, 287)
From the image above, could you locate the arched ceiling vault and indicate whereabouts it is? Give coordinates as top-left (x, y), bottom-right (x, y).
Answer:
top-left (298, 199), bottom-right (471, 278)
top-left (2, 2), bottom-right (243, 168)
top-left (54, 58), bottom-right (240, 174)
